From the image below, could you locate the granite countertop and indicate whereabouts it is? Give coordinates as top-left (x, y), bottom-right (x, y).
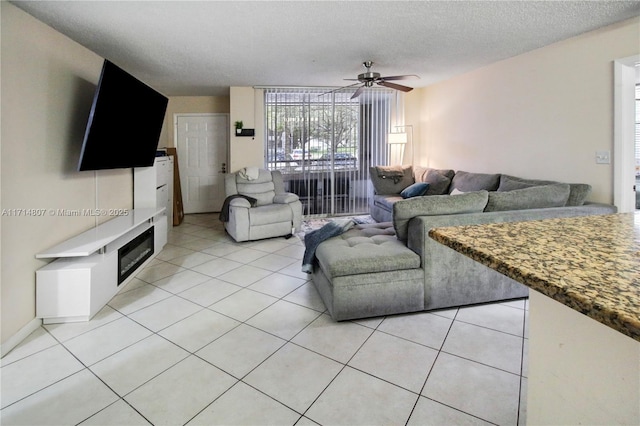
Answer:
top-left (429, 213), bottom-right (640, 342)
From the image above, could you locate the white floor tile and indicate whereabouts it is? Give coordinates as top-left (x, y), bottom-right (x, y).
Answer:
top-left (43, 305), bottom-right (123, 343)
top-left (0, 369), bottom-right (118, 425)
top-left (63, 317), bottom-right (152, 366)
top-left (274, 244), bottom-right (306, 260)
top-left (378, 312), bottom-right (453, 350)
top-left (244, 343), bottom-right (342, 413)
top-left (135, 261), bottom-right (188, 283)
top-left (202, 242), bottom-right (245, 257)
top-left (89, 334), bottom-right (189, 396)
top-left (150, 269), bottom-right (212, 294)
top-left (178, 278), bottom-right (242, 307)
top-left (305, 366), bottom-right (417, 426)
top-left (224, 247), bottom-right (269, 263)
top-left (283, 282), bottom-right (326, 312)
top-left (1, 344), bottom-right (84, 409)
top-left (127, 296), bottom-right (203, 332)
top-left (209, 289), bottom-right (278, 322)
top-left (216, 265), bottom-right (273, 287)
top-left (292, 314), bottom-right (373, 363)
top-left (191, 257), bottom-right (243, 278)
top-left (159, 309), bottom-right (240, 353)
top-left (79, 399), bottom-right (151, 425)
top-left (277, 262), bottom-right (311, 280)
top-left (246, 300), bottom-right (321, 340)
top-left (189, 381), bottom-right (300, 425)
top-left (1, 327), bottom-right (58, 366)
top-left (407, 396), bottom-right (492, 425)
top-left (422, 352), bottom-right (521, 425)
top-left (155, 244), bottom-right (196, 262)
top-left (125, 355), bottom-right (237, 426)
top-left (348, 330), bottom-right (438, 393)
top-left (456, 302), bottom-right (526, 336)
top-left (173, 237), bottom-right (218, 252)
top-left (108, 284), bottom-right (172, 315)
top-left (248, 272), bottom-right (307, 298)
top-left (442, 321), bottom-right (523, 374)
top-left (196, 324), bottom-right (286, 379)
top-left (248, 253), bottom-right (297, 272)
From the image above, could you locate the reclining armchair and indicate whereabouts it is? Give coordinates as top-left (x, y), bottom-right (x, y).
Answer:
top-left (223, 168), bottom-right (302, 242)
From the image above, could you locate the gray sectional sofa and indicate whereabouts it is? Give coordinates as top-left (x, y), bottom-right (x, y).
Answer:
top-left (310, 166), bottom-right (617, 321)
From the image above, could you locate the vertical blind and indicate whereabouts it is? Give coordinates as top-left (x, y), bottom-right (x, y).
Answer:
top-left (263, 87), bottom-right (395, 217)
top-left (635, 84), bottom-right (640, 175)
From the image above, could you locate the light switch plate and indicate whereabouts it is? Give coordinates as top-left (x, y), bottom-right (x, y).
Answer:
top-left (595, 150), bottom-right (610, 164)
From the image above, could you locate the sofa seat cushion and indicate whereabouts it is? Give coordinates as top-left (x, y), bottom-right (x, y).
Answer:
top-left (315, 229), bottom-right (421, 279)
top-left (373, 194), bottom-right (403, 212)
top-left (485, 183), bottom-right (570, 212)
top-left (247, 203), bottom-right (294, 226)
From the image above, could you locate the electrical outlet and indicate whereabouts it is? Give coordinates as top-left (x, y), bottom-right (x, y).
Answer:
top-left (595, 150), bottom-right (610, 164)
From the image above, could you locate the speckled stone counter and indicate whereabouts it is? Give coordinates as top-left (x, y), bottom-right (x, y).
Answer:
top-left (429, 212), bottom-right (640, 342)
top-left (429, 212), bottom-right (640, 424)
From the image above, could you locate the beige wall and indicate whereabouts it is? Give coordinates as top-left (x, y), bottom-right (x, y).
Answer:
top-left (413, 18), bottom-right (639, 204)
top-left (229, 87), bottom-right (265, 172)
top-left (1, 3), bottom-right (132, 347)
top-left (159, 96), bottom-right (230, 148)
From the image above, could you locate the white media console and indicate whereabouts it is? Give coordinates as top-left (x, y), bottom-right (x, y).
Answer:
top-left (36, 156), bottom-right (174, 324)
top-left (36, 208), bottom-right (167, 324)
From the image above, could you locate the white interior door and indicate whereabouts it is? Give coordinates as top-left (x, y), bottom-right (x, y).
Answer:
top-left (176, 114), bottom-right (228, 213)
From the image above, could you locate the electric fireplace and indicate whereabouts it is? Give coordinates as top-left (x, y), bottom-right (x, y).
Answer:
top-left (118, 227), bottom-right (154, 284)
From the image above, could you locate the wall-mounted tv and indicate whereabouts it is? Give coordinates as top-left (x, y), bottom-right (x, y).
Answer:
top-left (78, 60), bottom-right (168, 171)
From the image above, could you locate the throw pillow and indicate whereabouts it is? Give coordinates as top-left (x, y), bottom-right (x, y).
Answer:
top-left (393, 190), bottom-right (489, 242)
top-left (369, 165), bottom-right (414, 195)
top-left (450, 171), bottom-right (501, 193)
top-left (484, 183), bottom-right (571, 212)
top-left (400, 182), bottom-right (430, 199)
top-left (423, 169), bottom-right (454, 195)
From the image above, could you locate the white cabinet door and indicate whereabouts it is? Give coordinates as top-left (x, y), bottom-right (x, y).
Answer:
top-left (176, 114), bottom-right (228, 213)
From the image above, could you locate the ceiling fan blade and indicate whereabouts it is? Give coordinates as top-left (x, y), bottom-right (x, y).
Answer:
top-left (351, 86), bottom-right (365, 99)
top-left (378, 81), bottom-right (414, 92)
top-left (380, 74), bottom-right (420, 81)
top-left (319, 82), bottom-right (362, 97)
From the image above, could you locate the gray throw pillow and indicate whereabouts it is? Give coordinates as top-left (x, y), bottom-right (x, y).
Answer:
top-left (484, 183), bottom-right (571, 212)
top-left (369, 165), bottom-right (414, 195)
top-left (423, 169), bottom-right (454, 195)
top-left (393, 190), bottom-right (489, 242)
top-left (450, 171), bottom-right (501, 193)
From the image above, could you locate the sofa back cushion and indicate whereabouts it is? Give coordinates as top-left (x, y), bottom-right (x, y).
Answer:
top-left (498, 175), bottom-right (591, 206)
top-left (414, 167), bottom-right (456, 195)
top-left (485, 183), bottom-right (570, 212)
top-left (449, 171), bottom-right (501, 193)
top-left (235, 169), bottom-right (276, 206)
top-left (393, 190), bottom-right (489, 242)
top-left (369, 165), bottom-right (414, 195)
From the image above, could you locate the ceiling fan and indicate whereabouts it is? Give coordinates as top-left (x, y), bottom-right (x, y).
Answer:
top-left (342, 61), bottom-right (419, 99)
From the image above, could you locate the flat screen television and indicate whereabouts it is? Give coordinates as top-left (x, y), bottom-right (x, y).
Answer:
top-left (78, 60), bottom-right (168, 171)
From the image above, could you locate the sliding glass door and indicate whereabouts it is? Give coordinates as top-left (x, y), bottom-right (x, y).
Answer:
top-left (264, 87), bottom-right (394, 217)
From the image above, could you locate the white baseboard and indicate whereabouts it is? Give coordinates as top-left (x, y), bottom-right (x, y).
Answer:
top-left (1, 317), bottom-right (43, 358)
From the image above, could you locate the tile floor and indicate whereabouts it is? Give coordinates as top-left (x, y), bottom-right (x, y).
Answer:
top-left (1, 213), bottom-right (529, 425)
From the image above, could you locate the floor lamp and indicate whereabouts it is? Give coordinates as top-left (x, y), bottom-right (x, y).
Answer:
top-left (388, 125), bottom-right (413, 166)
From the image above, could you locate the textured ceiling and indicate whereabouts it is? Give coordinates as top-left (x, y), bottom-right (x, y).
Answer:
top-left (12, 1), bottom-right (640, 96)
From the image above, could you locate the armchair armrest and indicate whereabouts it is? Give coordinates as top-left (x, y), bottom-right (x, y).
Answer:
top-left (274, 193), bottom-right (299, 204)
top-left (229, 197), bottom-right (252, 208)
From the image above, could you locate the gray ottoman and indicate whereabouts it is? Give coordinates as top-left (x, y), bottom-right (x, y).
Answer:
top-left (311, 222), bottom-right (425, 321)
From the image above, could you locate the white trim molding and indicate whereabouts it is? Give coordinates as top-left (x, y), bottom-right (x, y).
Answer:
top-left (1, 317), bottom-right (42, 358)
top-left (613, 55), bottom-right (639, 213)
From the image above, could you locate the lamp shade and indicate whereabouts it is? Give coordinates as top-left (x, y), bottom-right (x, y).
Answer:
top-left (388, 132), bottom-right (408, 144)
